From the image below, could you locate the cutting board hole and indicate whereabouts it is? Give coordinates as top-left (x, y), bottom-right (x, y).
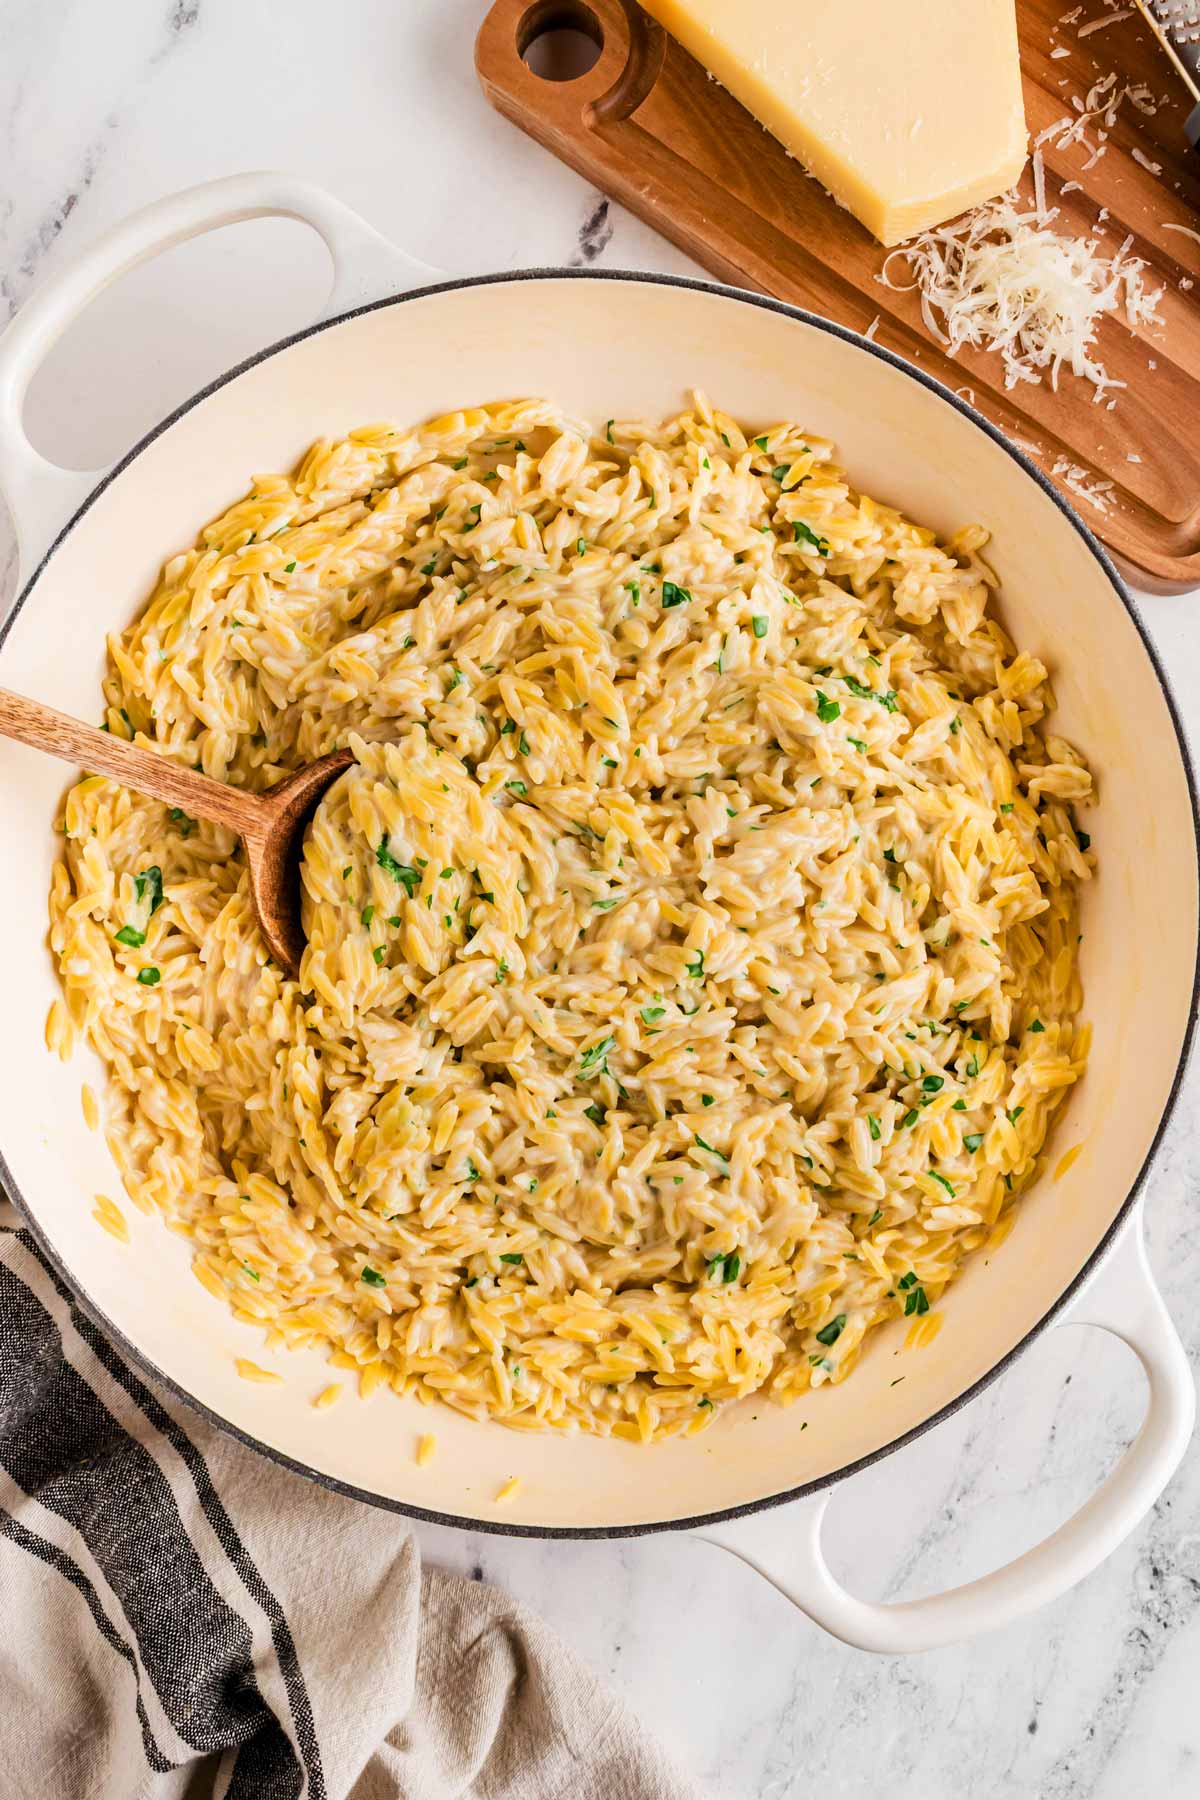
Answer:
top-left (520, 4), bottom-right (602, 82)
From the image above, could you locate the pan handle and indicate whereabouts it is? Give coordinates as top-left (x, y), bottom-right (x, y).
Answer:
top-left (697, 1211), bottom-right (1193, 1652)
top-left (0, 171), bottom-right (441, 583)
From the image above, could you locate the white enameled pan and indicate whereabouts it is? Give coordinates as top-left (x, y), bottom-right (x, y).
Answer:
top-left (0, 175), bottom-right (1195, 1653)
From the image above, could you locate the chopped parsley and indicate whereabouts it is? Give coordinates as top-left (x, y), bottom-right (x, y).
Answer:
top-left (694, 1134), bottom-right (729, 1166)
top-left (134, 866), bottom-right (164, 913)
top-left (685, 949), bottom-right (705, 980)
top-left (135, 966), bottom-right (160, 986)
top-left (845, 673), bottom-right (898, 712)
top-left (114, 925), bottom-right (145, 948)
top-left (897, 1272), bottom-right (929, 1316)
top-left (578, 1035), bottom-right (615, 1076)
top-left (706, 1249), bottom-right (740, 1283)
top-left (847, 736), bottom-right (867, 753)
top-left (751, 615), bottom-right (769, 639)
top-left (1029, 1019), bottom-right (1045, 1033)
top-left (373, 946), bottom-right (386, 965)
top-left (376, 842), bottom-right (420, 894)
top-left (793, 520), bottom-right (829, 556)
top-left (361, 904), bottom-right (375, 927)
top-left (584, 1104), bottom-right (605, 1127)
top-left (500, 1252), bottom-right (524, 1265)
top-left (1007, 1106), bottom-right (1025, 1123)
top-left (641, 1002), bottom-right (665, 1024)
top-left (929, 1170), bottom-right (955, 1196)
top-left (360, 1266), bottom-right (386, 1287)
top-left (964, 1133), bottom-right (984, 1153)
top-left (815, 692), bottom-right (841, 723)
top-left (506, 780), bottom-right (528, 797)
top-left (815, 1313), bottom-right (846, 1346)
top-left (921, 1075), bottom-right (944, 1093)
top-left (999, 802), bottom-right (1014, 814)
top-left (867, 1114), bottom-right (881, 1141)
top-left (661, 581), bottom-right (691, 608)
top-left (901, 1108), bottom-right (920, 1128)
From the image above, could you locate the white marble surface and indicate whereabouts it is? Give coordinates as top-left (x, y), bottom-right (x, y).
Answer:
top-left (1, 3), bottom-right (1198, 1795)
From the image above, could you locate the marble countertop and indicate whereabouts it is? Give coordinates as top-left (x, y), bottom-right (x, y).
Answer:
top-left (2, 3), bottom-right (1198, 1794)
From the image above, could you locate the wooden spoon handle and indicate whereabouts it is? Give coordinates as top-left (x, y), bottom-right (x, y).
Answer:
top-left (0, 687), bottom-right (264, 837)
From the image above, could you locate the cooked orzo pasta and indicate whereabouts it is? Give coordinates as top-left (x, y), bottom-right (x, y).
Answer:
top-left (49, 394), bottom-right (1092, 1442)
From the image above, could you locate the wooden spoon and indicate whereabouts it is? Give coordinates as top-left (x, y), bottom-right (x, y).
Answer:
top-left (0, 688), bottom-right (352, 978)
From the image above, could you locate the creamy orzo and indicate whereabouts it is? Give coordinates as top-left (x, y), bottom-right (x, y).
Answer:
top-left (49, 395), bottom-right (1091, 1441)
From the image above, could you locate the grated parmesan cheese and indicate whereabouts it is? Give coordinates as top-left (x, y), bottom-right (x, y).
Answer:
top-left (1037, 71), bottom-right (1158, 171)
top-left (1077, 8), bottom-right (1134, 37)
top-left (882, 194), bottom-right (1163, 401)
top-left (1051, 457), bottom-right (1116, 512)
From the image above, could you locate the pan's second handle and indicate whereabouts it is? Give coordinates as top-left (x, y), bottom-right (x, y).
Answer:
top-left (696, 1212), bottom-right (1193, 1653)
top-left (0, 171), bottom-right (442, 583)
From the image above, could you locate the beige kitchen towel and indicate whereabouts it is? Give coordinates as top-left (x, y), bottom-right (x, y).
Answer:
top-left (0, 1215), bottom-right (699, 1800)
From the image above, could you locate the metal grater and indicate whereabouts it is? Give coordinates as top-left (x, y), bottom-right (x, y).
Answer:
top-left (1134, 0), bottom-right (1200, 143)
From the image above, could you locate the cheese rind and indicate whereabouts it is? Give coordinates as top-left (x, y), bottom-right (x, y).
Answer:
top-left (639, 0), bottom-right (1028, 246)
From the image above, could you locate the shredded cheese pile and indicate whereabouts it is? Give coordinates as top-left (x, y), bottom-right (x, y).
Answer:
top-left (881, 193), bottom-right (1162, 401)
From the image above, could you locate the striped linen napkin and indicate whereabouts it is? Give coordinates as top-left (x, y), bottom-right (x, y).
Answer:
top-left (0, 1209), bottom-right (697, 1800)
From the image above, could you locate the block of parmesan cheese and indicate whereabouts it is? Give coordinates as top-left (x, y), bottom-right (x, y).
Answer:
top-left (638, 0), bottom-right (1028, 246)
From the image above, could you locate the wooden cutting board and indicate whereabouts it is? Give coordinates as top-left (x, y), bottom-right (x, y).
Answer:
top-left (477, 0), bottom-right (1200, 590)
